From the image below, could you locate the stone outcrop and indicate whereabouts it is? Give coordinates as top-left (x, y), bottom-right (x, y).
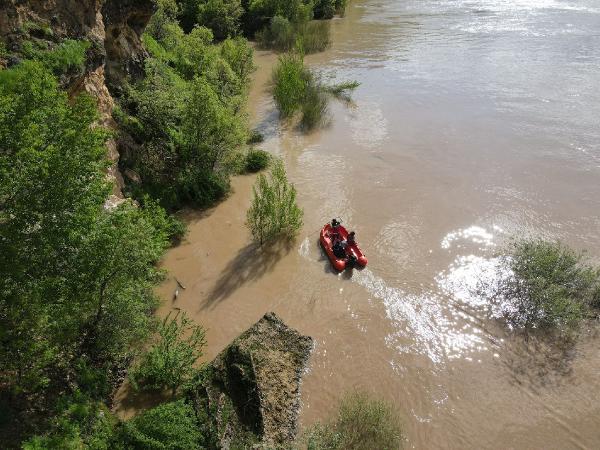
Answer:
top-left (0, 0), bottom-right (154, 204)
top-left (189, 312), bottom-right (313, 448)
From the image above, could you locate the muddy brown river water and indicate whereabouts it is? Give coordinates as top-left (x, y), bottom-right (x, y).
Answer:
top-left (116, 0), bottom-right (600, 448)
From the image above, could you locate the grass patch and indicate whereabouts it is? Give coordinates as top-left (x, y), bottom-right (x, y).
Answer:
top-left (304, 391), bottom-right (404, 450)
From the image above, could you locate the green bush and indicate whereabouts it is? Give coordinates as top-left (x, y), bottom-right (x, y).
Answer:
top-left (493, 240), bottom-right (600, 333)
top-left (305, 392), bottom-right (404, 450)
top-left (258, 16), bottom-right (331, 54)
top-left (23, 394), bottom-right (119, 450)
top-left (247, 129), bottom-right (264, 144)
top-left (246, 159), bottom-right (303, 244)
top-left (257, 15), bottom-right (296, 51)
top-left (129, 312), bottom-right (206, 395)
top-left (123, 15), bottom-right (252, 210)
top-left (21, 39), bottom-right (90, 75)
top-left (242, 0), bottom-right (313, 36)
top-left (301, 76), bottom-right (328, 129)
top-left (120, 400), bottom-right (203, 450)
top-left (272, 51), bottom-right (358, 130)
top-left (245, 149), bottom-right (271, 172)
top-left (272, 52), bottom-right (309, 117)
top-left (313, 0), bottom-right (347, 19)
top-left (298, 20), bottom-right (331, 53)
top-left (197, 0), bottom-right (244, 40)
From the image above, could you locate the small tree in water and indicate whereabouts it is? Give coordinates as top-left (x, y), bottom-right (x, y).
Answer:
top-left (492, 239), bottom-right (600, 335)
top-left (246, 159), bottom-right (303, 245)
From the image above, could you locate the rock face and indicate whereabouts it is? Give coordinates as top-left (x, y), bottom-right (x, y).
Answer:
top-left (189, 313), bottom-right (313, 448)
top-left (0, 0), bottom-right (154, 203)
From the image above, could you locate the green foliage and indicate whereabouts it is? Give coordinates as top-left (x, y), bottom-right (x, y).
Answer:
top-left (257, 16), bottom-right (331, 54)
top-left (120, 400), bottom-right (202, 450)
top-left (21, 39), bottom-right (90, 75)
top-left (297, 20), bottom-right (332, 54)
top-left (243, 0), bottom-right (313, 35)
top-left (272, 52), bottom-right (309, 117)
top-left (220, 36), bottom-right (255, 87)
top-left (494, 240), bottom-right (600, 333)
top-left (304, 392), bottom-right (404, 450)
top-left (272, 51), bottom-right (357, 130)
top-left (0, 61), bottom-right (174, 445)
top-left (247, 129), bottom-right (265, 144)
top-left (0, 41), bottom-right (7, 59)
top-left (245, 149), bottom-right (271, 172)
top-left (324, 80), bottom-right (360, 100)
top-left (313, 0), bottom-right (347, 19)
top-left (246, 159), bottom-right (303, 245)
top-left (301, 78), bottom-right (329, 129)
top-left (198, 0), bottom-right (244, 40)
top-left (23, 393), bottom-right (119, 450)
top-left (129, 312), bottom-right (206, 394)
top-left (124, 14), bottom-right (253, 210)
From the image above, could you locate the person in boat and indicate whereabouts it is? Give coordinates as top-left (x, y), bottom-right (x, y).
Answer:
top-left (347, 231), bottom-right (356, 245)
top-left (332, 239), bottom-right (346, 259)
top-left (330, 218), bottom-right (342, 242)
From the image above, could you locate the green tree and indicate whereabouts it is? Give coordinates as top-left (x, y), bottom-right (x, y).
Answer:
top-left (182, 76), bottom-right (246, 172)
top-left (129, 312), bottom-right (206, 395)
top-left (246, 159), bottom-right (303, 245)
top-left (0, 60), bottom-right (172, 441)
top-left (198, 0), bottom-right (244, 40)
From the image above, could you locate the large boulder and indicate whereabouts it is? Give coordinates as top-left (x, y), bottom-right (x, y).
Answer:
top-left (189, 312), bottom-right (313, 448)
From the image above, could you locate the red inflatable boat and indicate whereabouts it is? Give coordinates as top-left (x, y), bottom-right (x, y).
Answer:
top-left (320, 220), bottom-right (368, 271)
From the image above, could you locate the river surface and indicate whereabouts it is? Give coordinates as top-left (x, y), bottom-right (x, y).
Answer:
top-left (116, 0), bottom-right (600, 447)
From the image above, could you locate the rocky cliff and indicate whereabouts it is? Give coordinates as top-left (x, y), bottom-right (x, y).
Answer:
top-left (189, 312), bottom-right (314, 448)
top-left (0, 0), bottom-right (154, 204)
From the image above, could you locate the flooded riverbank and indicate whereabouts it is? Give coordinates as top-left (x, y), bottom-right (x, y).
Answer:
top-left (117, 0), bottom-right (600, 447)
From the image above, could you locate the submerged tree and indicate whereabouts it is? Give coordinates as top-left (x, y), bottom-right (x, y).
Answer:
top-left (491, 239), bottom-right (600, 335)
top-left (246, 159), bottom-right (303, 245)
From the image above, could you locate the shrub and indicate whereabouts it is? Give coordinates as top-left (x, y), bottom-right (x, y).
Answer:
top-left (243, 0), bottom-right (313, 35)
top-left (258, 16), bottom-right (331, 54)
top-left (129, 312), bottom-right (206, 395)
top-left (272, 52), bottom-right (309, 117)
top-left (197, 0), bottom-right (244, 40)
top-left (305, 392), bottom-right (404, 450)
top-left (22, 394), bottom-right (119, 450)
top-left (20, 39), bottom-right (90, 75)
top-left (272, 52), bottom-right (357, 129)
top-left (246, 159), bottom-right (303, 244)
top-left (120, 400), bottom-right (202, 449)
top-left (257, 15), bottom-right (296, 51)
top-left (301, 76), bottom-right (329, 129)
top-left (297, 20), bottom-right (331, 54)
top-left (245, 149), bottom-right (270, 172)
top-left (492, 240), bottom-right (600, 333)
top-left (247, 129), bottom-right (264, 144)
top-left (314, 0), bottom-right (347, 19)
